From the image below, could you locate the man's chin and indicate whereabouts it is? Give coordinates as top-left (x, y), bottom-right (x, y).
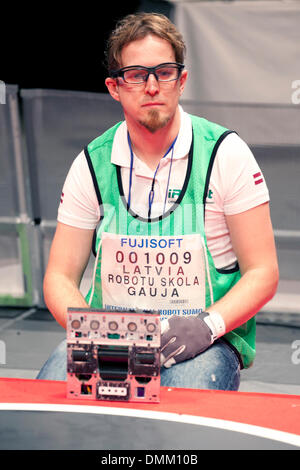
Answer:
top-left (139, 109), bottom-right (170, 134)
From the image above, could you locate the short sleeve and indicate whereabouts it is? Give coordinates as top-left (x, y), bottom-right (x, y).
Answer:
top-left (57, 150), bottom-right (100, 229)
top-left (211, 133), bottom-right (270, 216)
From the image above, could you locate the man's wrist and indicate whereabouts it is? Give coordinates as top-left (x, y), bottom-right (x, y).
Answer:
top-left (202, 311), bottom-right (226, 341)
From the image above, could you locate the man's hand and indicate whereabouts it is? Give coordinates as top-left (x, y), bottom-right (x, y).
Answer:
top-left (160, 312), bottom-right (226, 368)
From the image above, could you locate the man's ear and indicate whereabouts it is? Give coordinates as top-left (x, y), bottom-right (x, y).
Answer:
top-left (105, 77), bottom-right (121, 102)
top-left (179, 69), bottom-right (188, 97)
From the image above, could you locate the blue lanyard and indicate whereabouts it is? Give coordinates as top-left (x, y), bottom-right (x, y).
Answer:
top-left (127, 132), bottom-right (178, 217)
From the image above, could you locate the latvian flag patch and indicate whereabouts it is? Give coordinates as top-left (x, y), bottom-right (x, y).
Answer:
top-left (253, 172), bottom-right (264, 185)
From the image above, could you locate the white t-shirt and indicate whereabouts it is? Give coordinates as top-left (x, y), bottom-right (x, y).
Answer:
top-left (58, 106), bottom-right (269, 269)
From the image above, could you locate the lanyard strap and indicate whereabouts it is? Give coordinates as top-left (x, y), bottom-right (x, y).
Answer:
top-left (127, 132), bottom-right (178, 217)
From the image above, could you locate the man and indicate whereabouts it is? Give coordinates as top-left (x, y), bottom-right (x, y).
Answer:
top-left (37, 13), bottom-right (279, 389)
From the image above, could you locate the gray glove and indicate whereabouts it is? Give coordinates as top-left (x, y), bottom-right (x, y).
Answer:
top-left (160, 312), bottom-right (224, 368)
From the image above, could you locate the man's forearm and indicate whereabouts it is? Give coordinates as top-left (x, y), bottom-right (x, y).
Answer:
top-left (43, 271), bottom-right (89, 329)
top-left (207, 265), bottom-right (279, 333)
top-left (161, 265), bottom-right (278, 368)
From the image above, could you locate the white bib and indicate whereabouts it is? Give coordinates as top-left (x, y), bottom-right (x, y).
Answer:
top-left (100, 232), bottom-right (207, 320)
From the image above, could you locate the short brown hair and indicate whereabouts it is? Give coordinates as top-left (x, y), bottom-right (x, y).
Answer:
top-left (105, 12), bottom-right (186, 73)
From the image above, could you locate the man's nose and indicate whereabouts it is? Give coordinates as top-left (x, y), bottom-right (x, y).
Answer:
top-left (144, 73), bottom-right (160, 95)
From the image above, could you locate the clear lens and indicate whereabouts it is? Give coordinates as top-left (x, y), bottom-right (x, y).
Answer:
top-left (156, 66), bottom-right (178, 82)
top-left (124, 69), bottom-right (149, 83)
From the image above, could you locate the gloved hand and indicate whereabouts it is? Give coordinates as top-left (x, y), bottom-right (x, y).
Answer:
top-left (160, 312), bottom-right (226, 368)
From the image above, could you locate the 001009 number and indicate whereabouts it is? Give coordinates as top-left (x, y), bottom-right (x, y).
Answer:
top-left (115, 251), bottom-right (192, 265)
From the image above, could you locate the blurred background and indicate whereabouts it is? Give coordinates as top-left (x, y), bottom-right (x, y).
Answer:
top-left (0, 0), bottom-right (300, 394)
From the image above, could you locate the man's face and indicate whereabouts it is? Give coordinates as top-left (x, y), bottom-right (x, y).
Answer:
top-left (105, 34), bottom-right (188, 134)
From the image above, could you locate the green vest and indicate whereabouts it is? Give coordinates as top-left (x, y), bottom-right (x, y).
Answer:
top-left (84, 114), bottom-right (256, 369)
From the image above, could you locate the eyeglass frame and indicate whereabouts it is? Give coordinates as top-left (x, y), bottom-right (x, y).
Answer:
top-left (109, 62), bottom-right (185, 84)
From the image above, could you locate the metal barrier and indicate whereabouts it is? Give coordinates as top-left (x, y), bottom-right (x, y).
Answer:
top-left (20, 89), bottom-right (124, 305)
top-left (0, 88), bottom-right (299, 308)
top-left (0, 85), bottom-right (38, 306)
top-left (181, 99), bottom-right (300, 281)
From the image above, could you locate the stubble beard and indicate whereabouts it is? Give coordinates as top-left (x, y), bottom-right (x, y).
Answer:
top-left (138, 109), bottom-right (171, 134)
